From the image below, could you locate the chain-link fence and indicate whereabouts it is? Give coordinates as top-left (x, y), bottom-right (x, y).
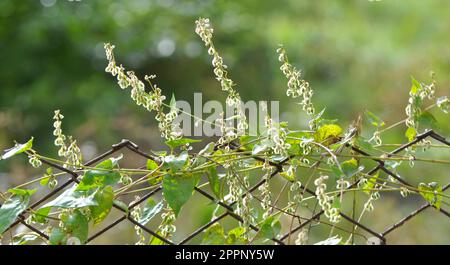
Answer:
top-left (1, 130), bottom-right (449, 245)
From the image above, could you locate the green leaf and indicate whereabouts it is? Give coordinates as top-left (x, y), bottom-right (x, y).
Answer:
top-left (39, 185), bottom-right (98, 211)
top-left (202, 223), bottom-right (226, 245)
top-left (418, 182), bottom-right (443, 210)
top-left (90, 186), bottom-right (114, 225)
top-left (165, 138), bottom-right (201, 150)
top-left (405, 127), bottom-right (417, 142)
top-left (76, 156), bottom-right (122, 191)
top-left (207, 166), bottom-right (221, 199)
top-left (162, 173), bottom-right (199, 216)
top-left (226, 227), bottom-right (247, 245)
top-left (0, 192), bottom-right (33, 234)
top-left (49, 227), bottom-right (67, 245)
top-left (410, 76), bottom-right (421, 95)
top-left (32, 207), bottom-right (51, 224)
top-left (40, 168), bottom-right (53, 186)
top-left (163, 152), bottom-right (189, 172)
top-left (314, 124), bottom-right (343, 145)
top-left (146, 159), bottom-right (159, 171)
top-left (363, 171), bottom-right (379, 195)
top-left (418, 111), bottom-right (438, 130)
top-left (1, 137), bottom-right (33, 160)
top-left (149, 232), bottom-right (165, 245)
top-left (138, 198), bottom-right (164, 225)
top-left (365, 110), bottom-right (385, 128)
top-left (40, 177), bottom-right (50, 186)
top-left (341, 158), bottom-right (364, 178)
top-left (63, 209), bottom-right (89, 244)
top-left (192, 142), bottom-right (215, 167)
top-left (257, 216), bottom-right (281, 240)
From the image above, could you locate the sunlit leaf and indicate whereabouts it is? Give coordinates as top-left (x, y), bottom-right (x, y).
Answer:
top-left (314, 124), bottom-right (343, 145)
top-left (12, 233), bottom-right (39, 245)
top-left (418, 182), bottom-right (442, 210)
top-left (363, 171), bottom-right (379, 195)
top-left (226, 227), bottom-right (247, 245)
top-left (239, 135), bottom-right (258, 151)
top-left (146, 158), bottom-right (159, 171)
top-left (405, 126), bottom-right (417, 142)
top-left (39, 185), bottom-right (98, 211)
top-left (76, 156), bottom-right (122, 191)
top-left (138, 198), bottom-right (164, 225)
top-left (252, 139), bottom-right (272, 155)
top-left (410, 76), bottom-right (421, 95)
top-left (1, 137), bottom-right (33, 160)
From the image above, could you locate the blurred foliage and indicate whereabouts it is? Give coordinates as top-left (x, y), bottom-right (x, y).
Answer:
top-left (0, 0), bottom-right (449, 244)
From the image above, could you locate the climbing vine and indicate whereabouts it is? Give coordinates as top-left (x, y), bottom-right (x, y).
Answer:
top-left (0, 18), bottom-right (449, 245)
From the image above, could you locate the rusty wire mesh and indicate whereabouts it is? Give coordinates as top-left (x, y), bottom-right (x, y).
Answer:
top-left (1, 130), bottom-right (449, 245)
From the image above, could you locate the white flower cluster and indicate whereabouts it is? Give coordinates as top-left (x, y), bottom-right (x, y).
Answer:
top-left (363, 191), bottom-right (380, 212)
top-left (265, 115), bottom-right (290, 156)
top-left (129, 196), bottom-right (146, 245)
top-left (225, 167), bottom-right (254, 230)
top-left (159, 206), bottom-right (177, 239)
top-left (28, 154), bottom-right (42, 168)
top-left (295, 229), bottom-right (308, 245)
top-left (400, 186), bottom-right (410, 198)
top-left (104, 43), bottom-right (181, 140)
top-left (314, 175), bottom-right (340, 223)
top-left (53, 110), bottom-right (82, 168)
top-left (237, 195), bottom-right (253, 234)
top-left (405, 77), bottom-right (436, 129)
top-left (195, 18), bottom-right (248, 137)
top-left (289, 179), bottom-right (303, 203)
top-left (277, 46), bottom-right (315, 115)
top-left (258, 160), bottom-right (273, 219)
top-left (216, 113), bottom-right (237, 147)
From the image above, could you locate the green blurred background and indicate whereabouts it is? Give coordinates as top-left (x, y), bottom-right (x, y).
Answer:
top-left (0, 0), bottom-right (449, 244)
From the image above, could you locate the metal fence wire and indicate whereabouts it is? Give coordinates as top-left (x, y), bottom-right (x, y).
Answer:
top-left (1, 130), bottom-right (449, 245)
